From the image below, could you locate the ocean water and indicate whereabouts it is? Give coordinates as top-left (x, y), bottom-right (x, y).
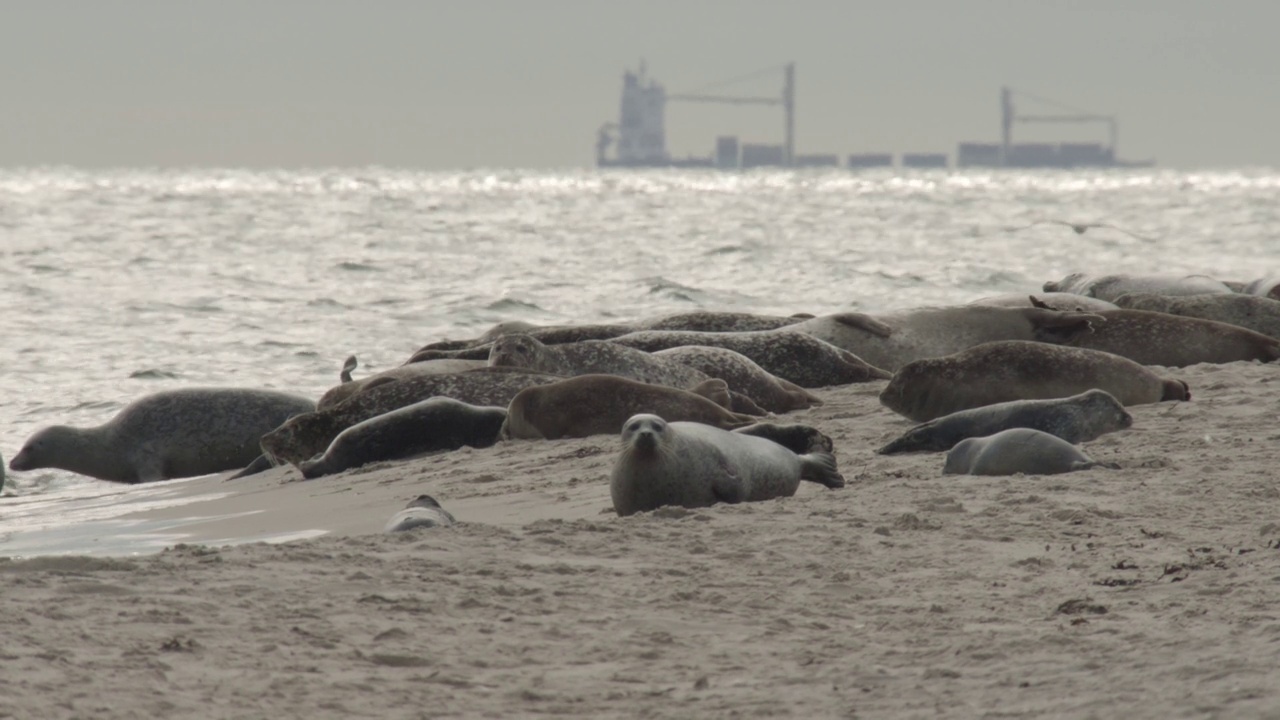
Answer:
top-left (0, 167), bottom-right (1276, 554)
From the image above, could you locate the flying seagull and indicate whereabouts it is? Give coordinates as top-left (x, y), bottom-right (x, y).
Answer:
top-left (1005, 220), bottom-right (1159, 242)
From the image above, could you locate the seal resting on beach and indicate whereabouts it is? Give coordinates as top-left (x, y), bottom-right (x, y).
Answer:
top-left (789, 306), bottom-right (1102, 372)
top-left (1061, 309), bottom-right (1280, 367)
top-left (968, 292), bottom-right (1119, 313)
top-left (878, 389), bottom-right (1132, 455)
top-left (1243, 276), bottom-right (1280, 301)
top-left (879, 341), bottom-right (1189, 423)
top-left (501, 375), bottom-right (758, 440)
top-left (384, 495), bottom-right (456, 532)
top-left (261, 368), bottom-right (562, 467)
top-left (942, 428), bottom-right (1108, 476)
top-left (298, 398), bottom-right (508, 479)
top-left (652, 346), bottom-right (822, 413)
top-left (732, 422), bottom-right (834, 455)
top-left (1042, 273), bottom-right (1233, 302)
top-left (607, 329), bottom-right (889, 388)
top-left (319, 356), bottom-right (488, 409)
top-left (635, 311), bottom-right (809, 333)
top-left (9, 387), bottom-right (316, 483)
top-left (1112, 293), bottom-right (1280, 340)
top-left (409, 323), bottom-right (637, 360)
top-left (609, 414), bottom-right (845, 516)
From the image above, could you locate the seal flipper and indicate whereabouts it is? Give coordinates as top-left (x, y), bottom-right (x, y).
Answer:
top-left (798, 451), bottom-right (845, 489)
top-left (227, 453), bottom-right (274, 480)
top-left (831, 312), bottom-right (893, 338)
top-left (340, 355), bottom-right (358, 383)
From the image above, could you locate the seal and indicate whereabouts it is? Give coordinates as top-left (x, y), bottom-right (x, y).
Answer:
top-left (792, 306), bottom-right (1104, 373)
top-left (609, 414), bottom-right (845, 516)
top-left (1243, 276), bottom-right (1280, 301)
top-left (732, 422), bottom-right (834, 455)
top-left (260, 368), bottom-right (562, 467)
top-left (385, 495), bottom-right (457, 532)
top-left (652, 346), bottom-right (823, 413)
top-left (9, 387), bottom-right (316, 483)
top-left (1061, 309), bottom-right (1280, 367)
top-left (501, 375), bottom-right (758, 440)
top-left (878, 389), bottom-right (1132, 455)
top-left (298, 398), bottom-right (508, 479)
top-left (879, 340), bottom-right (1189, 423)
top-left (408, 323), bottom-right (637, 362)
top-left (607, 329), bottom-right (890, 388)
top-left (1112, 292), bottom-right (1280, 340)
top-left (1042, 273), bottom-right (1233, 301)
top-left (636, 311), bottom-right (808, 333)
top-left (488, 333), bottom-right (710, 389)
top-left (968, 292), bottom-right (1119, 313)
top-left (319, 357), bottom-right (489, 409)
top-left (942, 428), bottom-right (1108, 476)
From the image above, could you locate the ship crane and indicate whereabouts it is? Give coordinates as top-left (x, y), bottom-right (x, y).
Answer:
top-left (668, 63), bottom-right (796, 166)
top-left (1002, 86), bottom-right (1119, 163)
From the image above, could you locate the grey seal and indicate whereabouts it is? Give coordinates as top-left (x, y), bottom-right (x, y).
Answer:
top-left (942, 428), bottom-right (1108, 476)
top-left (385, 495), bottom-right (457, 532)
top-left (635, 311), bottom-right (808, 333)
top-left (298, 398), bottom-right (508, 479)
top-left (261, 368), bottom-right (562, 467)
top-left (501, 375), bottom-right (757, 440)
top-left (1043, 273), bottom-right (1233, 301)
top-left (9, 388), bottom-right (316, 483)
top-left (880, 340), bottom-right (1189, 423)
top-left (1244, 276), bottom-right (1280, 301)
top-left (607, 329), bottom-right (890, 388)
top-left (791, 306), bottom-right (1101, 372)
top-left (1112, 292), bottom-right (1280, 340)
top-left (652, 345), bottom-right (822, 413)
top-left (488, 334), bottom-right (710, 390)
top-left (1061, 309), bottom-right (1280, 367)
top-left (878, 389), bottom-right (1132, 455)
top-left (320, 356), bottom-right (488, 409)
top-left (409, 323), bottom-right (637, 361)
top-left (968, 292), bottom-right (1119, 313)
top-left (609, 414), bottom-right (845, 517)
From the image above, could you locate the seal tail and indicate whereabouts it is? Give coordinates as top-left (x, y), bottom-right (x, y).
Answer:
top-left (799, 451), bottom-right (845, 489)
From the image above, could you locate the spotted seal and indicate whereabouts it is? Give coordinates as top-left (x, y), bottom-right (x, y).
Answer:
top-left (9, 388), bottom-right (316, 483)
top-left (878, 389), bottom-right (1132, 455)
top-left (609, 414), bottom-right (845, 516)
top-left (942, 428), bottom-right (1109, 476)
top-left (319, 356), bottom-right (489, 409)
top-left (501, 375), bottom-right (758, 440)
top-left (298, 398), bottom-right (508, 479)
top-left (879, 340), bottom-right (1189, 423)
top-left (1061, 309), bottom-right (1280, 366)
top-left (1112, 292), bottom-right (1280, 340)
top-left (260, 368), bottom-right (562, 467)
top-left (651, 346), bottom-right (822, 413)
top-left (1043, 273), bottom-right (1233, 301)
top-left (636, 311), bottom-right (809, 333)
top-left (385, 495), bottom-right (457, 532)
top-left (409, 323), bottom-right (638, 361)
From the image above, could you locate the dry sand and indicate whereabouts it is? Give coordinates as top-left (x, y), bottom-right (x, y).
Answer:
top-left (2, 360), bottom-right (1279, 718)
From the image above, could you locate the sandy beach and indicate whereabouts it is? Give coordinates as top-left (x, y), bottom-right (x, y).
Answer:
top-left (0, 359), bottom-right (1277, 718)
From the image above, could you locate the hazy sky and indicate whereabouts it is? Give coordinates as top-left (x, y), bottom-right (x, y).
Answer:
top-left (1, 1), bottom-right (1276, 169)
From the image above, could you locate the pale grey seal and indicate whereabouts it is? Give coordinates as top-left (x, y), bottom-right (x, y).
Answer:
top-left (9, 388), bottom-right (316, 483)
top-left (879, 341), bottom-right (1189, 423)
top-left (652, 345), bottom-right (823, 413)
top-left (879, 389), bottom-right (1132, 455)
top-left (385, 495), bottom-right (456, 532)
top-left (501, 375), bottom-right (757, 440)
top-left (942, 428), bottom-right (1107, 476)
top-left (609, 414), bottom-right (845, 517)
top-left (1244, 276), bottom-right (1280, 301)
top-left (1112, 292), bottom-right (1280, 340)
top-left (1061, 309), bottom-right (1280, 366)
top-left (298, 398), bottom-right (508, 479)
top-left (1043, 273), bottom-right (1233, 301)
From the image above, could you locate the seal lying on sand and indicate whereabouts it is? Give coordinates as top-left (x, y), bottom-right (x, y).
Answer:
top-left (880, 341), bottom-right (1189, 423)
top-left (9, 388), bottom-right (316, 483)
top-left (320, 356), bottom-right (488, 409)
top-left (968, 292), bottom-right (1119, 313)
top-left (609, 414), bottom-right (845, 517)
top-left (385, 495), bottom-right (456, 532)
top-left (791, 306), bottom-right (1102, 373)
top-left (1113, 293), bottom-right (1280, 340)
top-left (733, 422), bottom-right (834, 455)
top-left (298, 398), bottom-right (508, 479)
top-left (1061, 309), bottom-right (1280, 367)
top-left (942, 428), bottom-right (1109, 476)
top-left (261, 368), bottom-right (562, 467)
top-left (652, 346), bottom-right (822, 413)
top-left (1043, 273), bottom-right (1233, 301)
top-left (1244, 276), bottom-right (1280, 301)
top-left (409, 323), bottom-right (637, 360)
top-left (635, 311), bottom-right (808, 333)
top-left (502, 375), bottom-right (757, 440)
top-left (607, 330), bottom-right (889, 388)
top-left (878, 389), bottom-right (1132, 455)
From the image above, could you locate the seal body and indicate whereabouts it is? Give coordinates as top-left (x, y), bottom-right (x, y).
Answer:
top-left (385, 495), bottom-right (456, 532)
top-left (652, 346), bottom-right (822, 413)
top-left (1113, 293), bottom-right (1280, 340)
top-left (607, 330), bottom-right (889, 388)
top-left (487, 334), bottom-right (710, 389)
top-left (942, 428), bottom-right (1103, 476)
top-left (609, 414), bottom-right (845, 517)
top-left (878, 389), bottom-right (1132, 455)
top-left (319, 358), bottom-right (487, 409)
top-left (502, 375), bottom-right (757, 440)
top-left (1043, 273), bottom-right (1233, 301)
top-left (1244, 276), bottom-right (1280, 301)
top-left (879, 341), bottom-right (1189, 423)
top-left (1063, 309), bottom-right (1280, 366)
top-left (792, 306), bottom-right (1102, 373)
top-left (9, 388), bottom-right (316, 483)
top-left (409, 323), bottom-right (637, 362)
top-left (298, 398), bottom-right (508, 479)
top-left (968, 293), bottom-right (1119, 313)
top-left (636, 311), bottom-right (806, 333)
top-left (261, 368), bottom-right (561, 467)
